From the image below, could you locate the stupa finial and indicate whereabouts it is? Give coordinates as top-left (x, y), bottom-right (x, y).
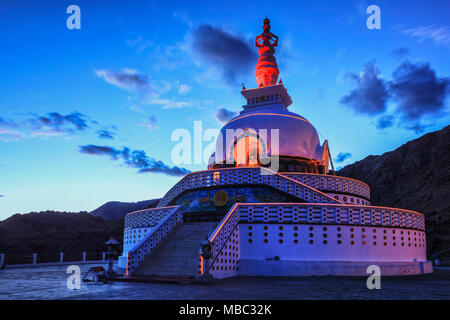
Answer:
top-left (255, 18), bottom-right (279, 87)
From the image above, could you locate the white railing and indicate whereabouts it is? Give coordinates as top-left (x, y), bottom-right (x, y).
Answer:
top-left (126, 206), bottom-right (183, 276)
top-left (125, 206), bottom-right (177, 230)
top-left (280, 172), bottom-right (370, 200)
top-left (157, 167), bottom-right (342, 208)
top-left (235, 203), bottom-right (425, 231)
top-left (200, 204), bottom-right (240, 277)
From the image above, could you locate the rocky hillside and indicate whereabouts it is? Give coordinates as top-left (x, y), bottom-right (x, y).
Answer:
top-left (338, 125), bottom-right (450, 259)
top-left (90, 199), bottom-right (160, 220)
top-left (0, 199), bottom-right (161, 264)
top-left (0, 211), bottom-right (123, 264)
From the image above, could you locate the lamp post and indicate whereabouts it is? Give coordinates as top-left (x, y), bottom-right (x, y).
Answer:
top-left (105, 237), bottom-right (119, 278)
top-left (199, 238), bottom-right (213, 283)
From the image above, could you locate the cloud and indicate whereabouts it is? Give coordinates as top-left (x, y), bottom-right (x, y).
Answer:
top-left (140, 116), bottom-right (157, 131)
top-left (126, 36), bottom-right (155, 54)
top-left (27, 112), bottom-right (89, 138)
top-left (400, 25), bottom-right (450, 47)
top-left (336, 48), bottom-right (347, 59)
top-left (95, 69), bottom-right (150, 92)
top-left (79, 145), bottom-right (123, 159)
top-left (339, 62), bottom-right (389, 115)
top-left (146, 97), bottom-right (191, 109)
top-left (376, 115), bottom-right (395, 129)
top-left (79, 144), bottom-right (190, 176)
top-left (0, 118), bottom-right (22, 141)
top-left (389, 61), bottom-right (449, 120)
top-left (404, 122), bottom-right (431, 134)
top-left (96, 69), bottom-right (192, 109)
top-left (0, 194), bottom-right (4, 198)
top-left (190, 25), bottom-right (257, 84)
top-left (178, 83), bottom-right (192, 94)
top-left (130, 105), bottom-right (145, 113)
top-left (0, 112), bottom-right (118, 141)
top-left (173, 12), bottom-right (194, 28)
top-left (0, 118), bottom-right (17, 128)
top-left (335, 152), bottom-right (352, 163)
top-left (97, 130), bottom-right (115, 139)
top-left (340, 60), bottom-right (449, 133)
top-left (215, 107), bottom-right (237, 124)
top-left (390, 47), bottom-right (410, 58)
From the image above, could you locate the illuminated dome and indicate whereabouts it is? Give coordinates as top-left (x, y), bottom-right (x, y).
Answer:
top-left (214, 106), bottom-right (326, 164)
top-left (209, 80), bottom-right (330, 173)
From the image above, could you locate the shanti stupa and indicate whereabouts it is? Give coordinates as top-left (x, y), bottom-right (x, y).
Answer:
top-left (118, 19), bottom-right (432, 278)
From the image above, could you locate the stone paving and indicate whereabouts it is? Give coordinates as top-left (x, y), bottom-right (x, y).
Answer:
top-left (0, 264), bottom-right (449, 300)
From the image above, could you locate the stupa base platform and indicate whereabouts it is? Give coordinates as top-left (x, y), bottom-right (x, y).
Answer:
top-left (114, 275), bottom-right (195, 284)
top-left (237, 260), bottom-right (433, 277)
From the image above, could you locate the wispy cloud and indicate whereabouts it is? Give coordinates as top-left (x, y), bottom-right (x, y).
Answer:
top-left (79, 144), bottom-right (190, 176)
top-left (390, 47), bottom-right (410, 58)
top-left (145, 97), bottom-right (191, 109)
top-left (178, 83), bottom-right (192, 94)
top-left (140, 116), bottom-right (158, 131)
top-left (173, 11), bottom-right (194, 28)
top-left (400, 25), bottom-right (450, 47)
top-left (336, 48), bottom-right (347, 59)
top-left (0, 112), bottom-right (89, 141)
top-left (95, 69), bottom-right (150, 92)
top-left (404, 122), bottom-right (431, 134)
top-left (126, 36), bottom-right (155, 54)
top-left (130, 105), bottom-right (145, 113)
top-left (97, 129), bottom-right (115, 139)
top-left (27, 112), bottom-right (89, 137)
top-left (0, 112), bottom-right (117, 141)
top-left (0, 118), bottom-right (22, 141)
top-left (95, 69), bottom-right (192, 109)
top-left (79, 145), bottom-right (123, 159)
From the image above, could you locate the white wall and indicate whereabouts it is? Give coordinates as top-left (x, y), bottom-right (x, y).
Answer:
top-left (239, 223), bottom-right (426, 262)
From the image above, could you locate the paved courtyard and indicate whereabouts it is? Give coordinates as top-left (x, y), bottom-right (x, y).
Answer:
top-left (0, 264), bottom-right (449, 300)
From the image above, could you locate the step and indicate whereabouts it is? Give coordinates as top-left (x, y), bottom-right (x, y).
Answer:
top-left (134, 221), bottom-right (218, 277)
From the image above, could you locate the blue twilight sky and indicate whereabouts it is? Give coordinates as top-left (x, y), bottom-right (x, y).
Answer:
top-left (1, 0), bottom-right (449, 219)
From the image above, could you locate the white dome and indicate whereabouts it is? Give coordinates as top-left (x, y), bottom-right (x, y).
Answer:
top-left (214, 105), bottom-right (325, 165)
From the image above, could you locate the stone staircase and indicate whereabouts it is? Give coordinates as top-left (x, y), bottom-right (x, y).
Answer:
top-left (134, 222), bottom-right (218, 278)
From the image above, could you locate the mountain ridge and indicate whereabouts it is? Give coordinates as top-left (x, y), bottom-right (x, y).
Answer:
top-left (338, 125), bottom-right (450, 258)
top-left (90, 199), bottom-right (160, 220)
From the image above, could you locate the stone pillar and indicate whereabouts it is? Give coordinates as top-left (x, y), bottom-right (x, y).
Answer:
top-left (0, 253), bottom-right (5, 269)
top-left (32, 253), bottom-right (37, 264)
top-left (59, 252), bottom-right (64, 263)
top-left (102, 252), bottom-right (106, 261)
top-left (82, 252), bottom-right (86, 262)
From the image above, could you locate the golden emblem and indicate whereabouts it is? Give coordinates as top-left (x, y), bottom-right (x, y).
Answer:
top-left (213, 190), bottom-right (229, 207)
